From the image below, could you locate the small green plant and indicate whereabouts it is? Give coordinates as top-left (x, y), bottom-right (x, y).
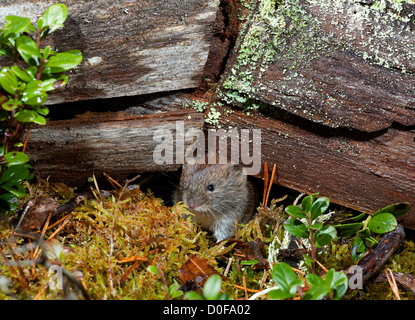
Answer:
top-left (184, 274), bottom-right (232, 300)
top-left (268, 262), bottom-right (348, 300)
top-left (334, 202), bottom-right (411, 261)
top-left (284, 193), bottom-right (336, 273)
top-left (147, 265), bottom-right (184, 299)
top-left (0, 4), bottom-right (82, 211)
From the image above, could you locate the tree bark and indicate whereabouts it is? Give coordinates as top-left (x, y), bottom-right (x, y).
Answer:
top-left (0, 0), bottom-right (219, 104)
top-left (26, 109), bottom-right (205, 186)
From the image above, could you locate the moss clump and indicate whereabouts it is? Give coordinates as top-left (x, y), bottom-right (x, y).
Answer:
top-left (0, 183), bottom-right (234, 300)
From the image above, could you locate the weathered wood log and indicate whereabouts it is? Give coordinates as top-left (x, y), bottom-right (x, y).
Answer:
top-left (0, 0), bottom-right (219, 104)
top-left (207, 106), bottom-right (415, 228)
top-left (211, 0), bottom-right (415, 227)
top-left (218, 0), bottom-right (415, 132)
top-left (25, 109), bottom-right (205, 186)
top-left (347, 225), bottom-right (405, 283)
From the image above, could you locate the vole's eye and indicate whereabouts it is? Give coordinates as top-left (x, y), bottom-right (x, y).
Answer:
top-left (206, 184), bottom-right (215, 192)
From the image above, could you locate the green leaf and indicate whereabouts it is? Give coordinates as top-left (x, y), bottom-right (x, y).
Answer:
top-left (284, 218), bottom-right (309, 238)
top-left (32, 105), bottom-right (49, 116)
top-left (335, 222), bottom-right (364, 237)
top-left (11, 66), bottom-right (34, 82)
top-left (305, 273), bottom-right (324, 287)
top-left (304, 274), bottom-right (329, 300)
top-left (3, 16), bottom-right (35, 37)
top-left (271, 262), bottom-right (302, 296)
top-left (268, 288), bottom-right (296, 300)
top-left (218, 292), bottom-right (232, 300)
top-left (44, 50), bottom-right (83, 73)
top-left (328, 270), bottom-right (348, 300)
top-left (368, 213), bottom-right (397, 234)
top-left (22, 81), bottom-right (48, 106)
top-left (2, 99), bottom-right (21, 111)
top-left (14, 109), bottom-right (36, 123)
top-left (37, 4), bottom-right (68, 36)
top-left (1, 181), bottom-right (27, 198)
top-left (308, 222), bottom-right (323, 230)
top-left (4, 151), bottom-right (29, 165)
top-left (184, 291), bottom-right (203, 300)
top-left (357, 226), bottom-right (371, 238)
top-left (301, 193), bottom-right (318, 212)
top-left (41, 45), bottom-right (56, 60)
top-left (314, 225), bottom-right (336, 247)
top-left (203, 275), bottom-right (222, 300)
top-left (310, 197), bottom-right (330, 221)
top-left (285, 205), bottom-right (306, 219)
top-left (16, 35), bottom-right (42, 66)
top-left (40, 75), bottom-right (68, 91)
top-left (31, 111), bottom-right (46, 125)
top-left (168, 281), bottom-right (183, 299)
top-left (240, 259), bottom-right (258, 266)
top-left (146, 265), bottom-right (159, 276)
top-left (351, 237), bottom-right (367, 261)
top-left (0, 67), bottom-right (19, 94)
top-left (0, 164), bottom-right (30, 184)
top-left (373, 202), bottom-right (411, 219)
top-left (0, 192), bottom-right (19, 211)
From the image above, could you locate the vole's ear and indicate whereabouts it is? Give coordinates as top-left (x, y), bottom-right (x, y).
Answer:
top-left (227, 164), bottom-right (247, 180)
top-left (181, 163), bottom-right (194, 174)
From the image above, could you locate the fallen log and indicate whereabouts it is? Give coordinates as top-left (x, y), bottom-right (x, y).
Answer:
top-left (212, 0), bottom-right (415, 227)
top-left (218, 0), bottom-right (415, 132)
top-left (207, 106), bottom-right (415, 229)
top-left (0, 0), bottom-right (219, 104)
top-left (346, 224), bottom-right (405, 284)
top-left (343, 224), bottom-right (406, 299)
top-left (25, 109), bottom-right (205, 186)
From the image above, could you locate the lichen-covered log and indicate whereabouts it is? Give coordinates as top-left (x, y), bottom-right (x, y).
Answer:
top-left (207, 106), bottom-right (415, 229)
top-left (0, 0), bottom-right (219, 104)
top-left (25, 109), bottom-right (204, 186)
top-left (218, 0), bottom-right (415, 132)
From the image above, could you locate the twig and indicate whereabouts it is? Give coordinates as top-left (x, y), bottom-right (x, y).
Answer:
top-left (291, 267), bottom-right (306, 276)
top-left (103, 172), bottom-right (123, 189)
top-left (262, 162), bottom-right (269, 206)
top-left (47, 213), bottom-right (72, 230)
top-left (264, 164), bottom-right (277, 208)
top-left (242, 274), bottom-right (249, 299)
top-left (21, 128), bottom-right (30, 153)
top-left (385, 268), bottom-right (401, 300)
top-left (33, 210), bottom-right (53, 260)
top-left (34, 283), bottom-right (48, 300)
top-left (293, 193), bottom-right (305, 206)
top-left (314, 258), bottom-right (328, 274)
top-left (156, 265), bottom-right (171, 300)
top-left (47, 219), bottom-right (70, 240)
top-left (224, 257), bottom-right (233, 277)
top-left (259, 269), bottom-right (269, 291)
top-left (232, 284), bottom-right (260, 293)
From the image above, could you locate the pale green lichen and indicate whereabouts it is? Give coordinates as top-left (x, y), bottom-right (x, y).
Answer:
top-left (219, 0), bottom-right (415, 127)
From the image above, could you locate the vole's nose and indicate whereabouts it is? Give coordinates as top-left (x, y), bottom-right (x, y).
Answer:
top-left (186, 198), bottom-right (198, 209)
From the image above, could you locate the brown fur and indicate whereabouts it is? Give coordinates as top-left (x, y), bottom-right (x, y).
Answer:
top-left (173, 163), bottom-right (256, 241)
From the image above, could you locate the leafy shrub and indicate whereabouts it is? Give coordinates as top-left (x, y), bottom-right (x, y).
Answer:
top-left (0, 4), bottom-right (82, 211)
